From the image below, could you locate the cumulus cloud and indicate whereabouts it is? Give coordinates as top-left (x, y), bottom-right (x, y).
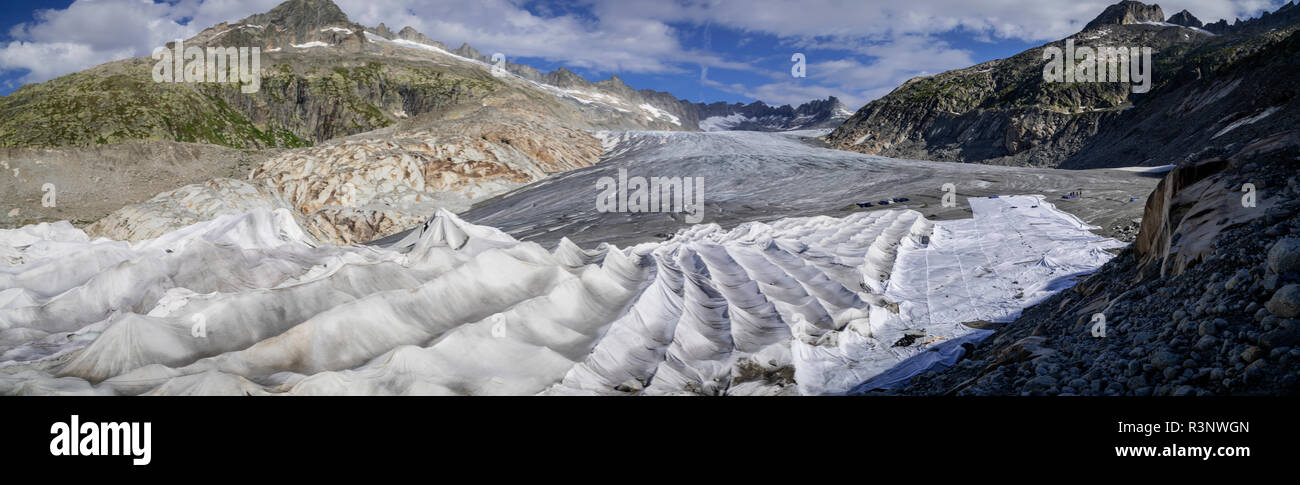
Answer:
top-left (0, 0), bottom-right (281, 85)
top-left (0, 41), bottom-right (126, 84)
top-left (340, 0), bottom-right (691, 73)
top-left (591, 0), bottom-right (1285, 42)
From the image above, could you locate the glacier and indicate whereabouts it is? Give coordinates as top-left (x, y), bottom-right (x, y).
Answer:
top-left (0, 188), bottom-right (1121, 395)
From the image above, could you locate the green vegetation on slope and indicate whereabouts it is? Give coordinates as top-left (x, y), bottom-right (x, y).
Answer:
top-left (0, 57), bottom-right (499, 149)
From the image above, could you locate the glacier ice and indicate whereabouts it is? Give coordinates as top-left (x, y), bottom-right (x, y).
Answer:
top-left (0, 193), bottom-right (1121, 395)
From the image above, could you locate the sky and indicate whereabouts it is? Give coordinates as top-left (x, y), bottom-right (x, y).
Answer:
top-left (0, 0), bottom-right (1289, 109)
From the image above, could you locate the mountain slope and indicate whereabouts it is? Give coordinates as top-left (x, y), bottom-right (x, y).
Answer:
top-left (1061, 25), bottom-right (1300, 168)
top-left (0, 0), bottom-right (497, 149)
top-left (826, 1), bottom-right (1300, 168)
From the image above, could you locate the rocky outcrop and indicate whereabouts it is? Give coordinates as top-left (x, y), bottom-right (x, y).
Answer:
top-left (1083, 1), bottom-right (1166, 31)
top-left (1167, 9), bottom-right (1203, 28)
top-left (1203, 2), bottom-right (1300, 36)
top-left (84, 105), bottom-right (604, 245)
top-left (1132, 157), bottom-right (1230, 276)
top-left (247, 107), bottom-right (603, 244)
top-left (544, 68), bottom-right (587, 88)
top-left (396, 27), bottom-right (447, 50)
top-left (187, 0), bottom-right (367, 52)
top-left (1131, 133), bottom-right (1297, 278)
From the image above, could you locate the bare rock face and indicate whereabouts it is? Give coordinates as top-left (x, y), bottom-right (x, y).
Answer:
top-left (1134, 132), bottom-right (1296, 277)
top-left (301, 207), bottom-right (426, 245)
top-left (1133, 157), bottom-right (1229, 276)
top-left (249, 107), bottom-right (603, 244)
top-left (189, 0), bottom-right (367, 52)
top-left (395, 26), bottom-right (447, 50)
top-left (1083, 1), bottom-right (1166, 31)
top-left (1167, 9), bottom-right (1204, 28)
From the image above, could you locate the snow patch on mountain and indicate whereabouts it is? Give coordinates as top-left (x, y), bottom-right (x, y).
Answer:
top-left (1138, 20), bottom-right (1216, 35)
top-left (638, 103), bottom-right (681, 126)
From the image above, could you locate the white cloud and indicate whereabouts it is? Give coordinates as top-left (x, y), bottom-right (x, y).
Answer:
top-left (0, 40), bottom-right (129, 85)
top-left (336, 0), bottom-right (690, 74)
top-left (335, 0), bottom-right (767, 79)
top-left (0, 0), bottom-right (282, 85)
top-left (591, 0), bottom-right (1286, 42)
top-left (702, 34), bottom-right (977, 108)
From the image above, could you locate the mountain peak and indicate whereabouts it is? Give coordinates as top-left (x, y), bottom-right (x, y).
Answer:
top-left (249, 0), bottom-right (351, 28)
top-left (600, 74), bottom-right (628, 88)
top-left (544, 67), bottom-right (586, 88)
top-left (453, 43), bottom-right (483, 59)
top-left (1167, 9), bottom-right (1203, 28)
top-left (213, 0), bottom-right (362, 50)
top-left (1083, 1), bottom-right (1166, 31)
top-left (395, 26), bottom-right (441, 47)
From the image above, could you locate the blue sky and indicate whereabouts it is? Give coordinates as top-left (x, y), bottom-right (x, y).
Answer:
top-left (0, 0), bottom-right (1288, 109)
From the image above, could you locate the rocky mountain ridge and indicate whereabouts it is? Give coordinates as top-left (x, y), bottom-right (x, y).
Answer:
top-left (693, 97), bottom-right (852, 131)
top-left (826, 1), bottom-right (1300, 169)
top-left (375, 27), bottom-right (851, 132)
